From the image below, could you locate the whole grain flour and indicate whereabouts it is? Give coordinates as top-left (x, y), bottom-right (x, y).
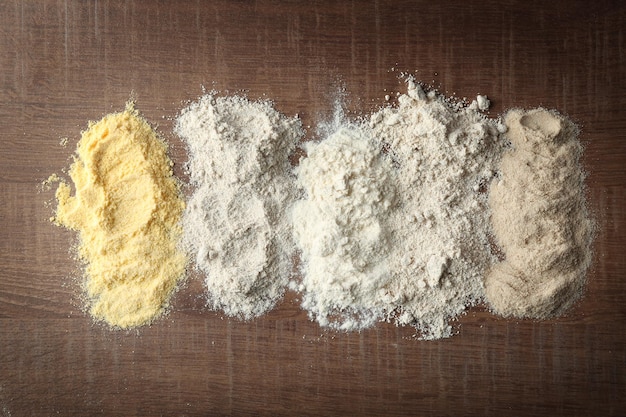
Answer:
top-left (176, 94), bottom-right (303, 319)
top-left (485, 108), bottom-right (593, 318)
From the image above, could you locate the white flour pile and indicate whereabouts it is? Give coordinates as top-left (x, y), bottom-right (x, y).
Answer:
top-left (370, 81), bottom-right (506, 339)
top-left (293, 80), bottom-right (506, 339)
top-left (292, 123), bottom-right (397, 330)
top-left (176, 94), bottom-right (302, 318)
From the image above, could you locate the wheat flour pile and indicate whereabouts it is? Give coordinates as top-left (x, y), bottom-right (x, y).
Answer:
top-left (292, 123), bottom-right (397, 330)
top-left (370, 81), bottom-right (506, 339)
top-left (292, 81), bottom-right (506, 339)
top-left (176, 94), bottom-right (303, 319)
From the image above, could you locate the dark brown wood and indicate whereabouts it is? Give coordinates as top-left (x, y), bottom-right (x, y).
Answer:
top-left (1, 1), bottom-right (624, 415)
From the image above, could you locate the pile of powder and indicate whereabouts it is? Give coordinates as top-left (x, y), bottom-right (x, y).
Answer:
top-left (291, 123), bottom-right (397, 330)
top-left (292, 80), bottom-right (506, 339)
top-left (485, 108), bottom-right (594, 318)
top-left (370, 81), bottom-right (505, 339)
top-left (51, 103), bottom-right (186, 328)
top-left (176, 94), bottom-right (302, 319)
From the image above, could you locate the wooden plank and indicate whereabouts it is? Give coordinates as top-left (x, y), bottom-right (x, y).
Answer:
top-left (1, 0), bottom-right (625, 415)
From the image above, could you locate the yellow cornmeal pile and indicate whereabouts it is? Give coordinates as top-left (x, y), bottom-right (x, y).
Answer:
top-left (51, 103), bottom-right (186, 328)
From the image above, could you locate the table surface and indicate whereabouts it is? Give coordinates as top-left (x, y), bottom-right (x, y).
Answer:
top-left (1, 1), bottom-right (625, 416)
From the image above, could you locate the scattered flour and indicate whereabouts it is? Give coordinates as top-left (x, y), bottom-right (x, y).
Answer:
top-left (47, 81), bottom-right (593, 338)
top-left (176, 94), bottom-right (303, 319)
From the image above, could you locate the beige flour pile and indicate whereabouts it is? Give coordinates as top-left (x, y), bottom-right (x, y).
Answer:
top-left (485, 108), bottom-right (594, 318)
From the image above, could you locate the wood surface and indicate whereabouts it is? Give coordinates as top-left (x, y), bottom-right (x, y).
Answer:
top-left (1, 1), bottom-right (625, 416)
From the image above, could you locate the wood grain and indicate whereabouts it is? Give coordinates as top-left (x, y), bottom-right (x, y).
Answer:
top-left (1, 1), bottom-right (625, 416)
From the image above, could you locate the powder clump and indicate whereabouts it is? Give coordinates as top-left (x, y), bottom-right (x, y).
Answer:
top-left (292, 80), bottom-right (505, 339)
top-left (485, 108), bottom-right (593, 318)
top-left (370, 80), bottom-right (505, 339)
top-left (52, 103), bottom-right (187, 328)
top-left (292, 124), bottom-right (396, 330)
top-left (176, 94), bottom-right (302, 319)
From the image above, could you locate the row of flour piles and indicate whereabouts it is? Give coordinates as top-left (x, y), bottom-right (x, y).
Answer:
top-left (176, 81), bottom-right (505, 340)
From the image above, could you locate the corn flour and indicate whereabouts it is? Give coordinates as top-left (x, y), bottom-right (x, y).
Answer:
top-left (52, 103), bottom-right (186, 328)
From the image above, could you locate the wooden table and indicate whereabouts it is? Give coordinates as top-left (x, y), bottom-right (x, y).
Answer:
top-left (1, 1), bottom-right (624, 416)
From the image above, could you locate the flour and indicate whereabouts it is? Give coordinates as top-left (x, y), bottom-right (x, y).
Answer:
top-left (175, 94), bottom-right (302, 319)
top-left (485, 109), bottom-right (593, 318)
top-left (293, 79), bottom-right (506, 339)
top-left (51, 103), bottom-right (186, 328)
top-left (370, 80), bottom-right (505, 339)
top-left (291, 123), bottom-right (396, 330)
